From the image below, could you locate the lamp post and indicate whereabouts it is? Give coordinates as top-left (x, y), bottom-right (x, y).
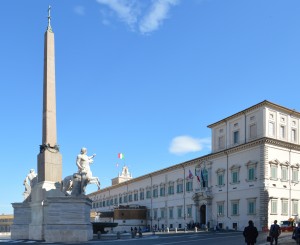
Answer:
top-left (157, 218), bottom-right (160, 231)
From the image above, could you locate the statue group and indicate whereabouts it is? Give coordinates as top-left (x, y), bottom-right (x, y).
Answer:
top-left (24, 147), bottom-right (101, 200)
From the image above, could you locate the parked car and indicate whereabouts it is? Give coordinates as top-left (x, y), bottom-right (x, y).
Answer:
top-left (280, 220), bottom-right (295, 232)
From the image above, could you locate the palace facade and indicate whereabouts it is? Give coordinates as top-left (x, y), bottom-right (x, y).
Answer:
top-left (88, 100), bottom-right (300, 231)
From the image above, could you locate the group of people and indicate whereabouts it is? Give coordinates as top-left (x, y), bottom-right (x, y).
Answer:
top-left (243, 219), bottom-right (300, 245)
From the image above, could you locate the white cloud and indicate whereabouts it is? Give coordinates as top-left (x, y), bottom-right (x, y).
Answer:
top-left (74, 6), bottom-right (85, 16)
top-left (97, 0), bottom-right (139, 29)
top-left (96, 0), bottom-right (179, 34)
top-left (139, 0), bottom-right (179, 34)
top-left (169, 136), bottom-right (211, 155)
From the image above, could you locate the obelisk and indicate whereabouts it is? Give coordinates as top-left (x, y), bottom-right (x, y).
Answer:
top-left (12, 7), bottom-right (93, 242)
top-left (38, 5), bottom-right (62, 182)
top-left (28, 6), bottom-right (64, 240)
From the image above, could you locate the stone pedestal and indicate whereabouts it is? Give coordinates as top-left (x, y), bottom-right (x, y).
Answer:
top-left (12, 182), bottom-right (93, 242)
top-left (43, 196), bottom-right (93, 242)
top-left (11, 202), bottom-right (31, 240)
top-left (28, 195), bottom-right (93, 242)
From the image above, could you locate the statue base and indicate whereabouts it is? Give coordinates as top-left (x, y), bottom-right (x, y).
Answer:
top-left (11, 202), bottom-right (31, 240)
top-left (11, 183), bottom-right (93, 242)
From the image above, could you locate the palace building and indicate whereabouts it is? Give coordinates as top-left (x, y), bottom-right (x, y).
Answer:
top-left (88, 100), bottom-right (300, 232)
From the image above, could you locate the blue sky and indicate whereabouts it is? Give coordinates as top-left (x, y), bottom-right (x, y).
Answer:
top-left (1, 0), bottom-right (300, 214)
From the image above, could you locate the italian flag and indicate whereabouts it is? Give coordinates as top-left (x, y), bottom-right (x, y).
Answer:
top-left (118, 153), bottom-right (124, 159)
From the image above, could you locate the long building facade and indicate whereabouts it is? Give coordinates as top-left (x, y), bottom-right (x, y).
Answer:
top-left (88, 100), bottom-right (300, 231)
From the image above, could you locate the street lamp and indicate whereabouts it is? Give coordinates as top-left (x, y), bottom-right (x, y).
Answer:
top-left (157, 218), bottom-right (160, 231)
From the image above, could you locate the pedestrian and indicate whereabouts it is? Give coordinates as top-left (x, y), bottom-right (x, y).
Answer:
top-left (293, 223), bottom-right (300, 245)
top-left (269, 220), bottom-right (281, 245)
top-left (243, 220), bottom-right (258, 245)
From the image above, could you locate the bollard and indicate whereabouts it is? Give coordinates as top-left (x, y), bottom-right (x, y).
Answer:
top-left (175, 227), bottom-right (177, 233)
top-left (117, 231), bottom-right (121, 239)
top-left (195, 227), bottom-right (198, 233)
top-left (97, 231), bottom-right (101, 239)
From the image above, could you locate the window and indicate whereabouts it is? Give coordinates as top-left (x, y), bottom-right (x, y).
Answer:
top-left (128, 194), bottom-right (132, 202)
top-left (146, 189), bottom-right (151, 199)
top-left (169, 207), bottom-right (174, 219)
top-left (177, 206), bottom-right (182, 218)
top-left (269, 122), bottom-right (275, 137)
top-left (218, 136), bottom-right (225, 149)
top-left (153, 187), bottom-right (158, 198)
top-left (292, 200), bottom-right (299, 215)
top-left (217, 202), bottom-right (224, 216)
top-left (160, 185), bottom-right (166, 196)
top-left (168, 182), bottom-right (174, 195)
top-left (249, 124), bottom-right (257, 139)
top-left (245, 161), bottom-right (257, 182)
top-left (114, 197), bottom-right (118, 204)
top-left (123, 195), bottom-right (128, 203)
top-left (134, 192), bottom-right (138, 201)
top-left (292, 168), bottom-right (299, 183)
top-left (233, 131), bottom-right (239, 144)
top-left (140, 189), bottom-right (144, 200)
top-left (110, 199), bottom-right (113, 205)
top-left (160, 208), bottom-right (165, 219)
top-left (232, 171), bottom-right (238, 183)
top-left (292, 129), bottom-right (297, 142)
top-left (186, 180), bottom-right (193, 192)
top-left (177, 181), bottom-right (183, 193)
top-left (231, 200), bottom-right (239, 216)
top-left (218, 174), bottom-right (224, 186)
top-left (281, 167), bottom-right (288, 181)
top-left (187, 206), bottom-right (192, 218)
top-left (271, 199), bottom-right (278, 214)
top-left (119, 195), bottom-right (122, 204)
top-left (216, 168), bottom-right (225, 186)
top-left (281, 199), bottom-right (288, 215)
top-left (269, 160), bottom-right (279, 180)
top-left (280, 125), bottom-right (285, 139)
top-left (248, 168), bottom-right (255, 181)
top-left (247, 199), bottom-right (256, 215)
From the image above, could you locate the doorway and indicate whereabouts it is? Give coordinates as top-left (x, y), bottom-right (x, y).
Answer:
top-left (200, 204), bottom-right (206, 226)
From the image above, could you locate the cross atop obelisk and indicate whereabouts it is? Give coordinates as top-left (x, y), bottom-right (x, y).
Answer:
top-left (38, 6), bottom-right (62, 182)
top-left (47, 5), bottom-right (52, 32)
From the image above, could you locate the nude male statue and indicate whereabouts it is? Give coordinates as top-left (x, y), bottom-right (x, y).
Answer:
top-left (76, 147), bottom-right (100, 190)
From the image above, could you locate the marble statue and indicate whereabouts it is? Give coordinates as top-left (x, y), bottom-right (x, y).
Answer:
top-left (61, 147), bottom-right (100, 196)
top-left (23, 169), bottom-right (37, 201)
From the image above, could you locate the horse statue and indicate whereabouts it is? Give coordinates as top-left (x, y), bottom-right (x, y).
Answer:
top-left (61, 173), bottom-right (100, 195)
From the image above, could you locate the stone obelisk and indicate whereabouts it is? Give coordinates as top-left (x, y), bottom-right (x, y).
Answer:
top-left (12, 7), bottom-right (93, 242)
top-left (37, 5), bottom-right (62, 183)
top-left (28, 6), bottom-right (64, 240)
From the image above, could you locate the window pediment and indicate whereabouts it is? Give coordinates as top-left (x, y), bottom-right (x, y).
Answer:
top-left (216, 168), bottom-right (225, 174)
top-left (269, 159), bottom-right (280, 166)
top-left (245, 161), bottom-right (257, 167)
top-left (229, 164), bottom-right (241, 170)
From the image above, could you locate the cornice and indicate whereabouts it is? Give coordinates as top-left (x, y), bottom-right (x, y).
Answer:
top-left (88, 137), bottom-right (300, 197)
top-left (207, 100), bottom-right (300, 128)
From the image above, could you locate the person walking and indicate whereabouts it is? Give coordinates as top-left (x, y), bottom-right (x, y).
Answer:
top-left (269, 220), bottom-right (281, 245)
top-left (243, 220), bottom-right (259, 245)
top-left (293, 223), bottom-right (300, 245)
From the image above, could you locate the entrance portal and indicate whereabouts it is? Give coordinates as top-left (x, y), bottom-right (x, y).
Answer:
top-left (200, 204), bottom-right (206, 226)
